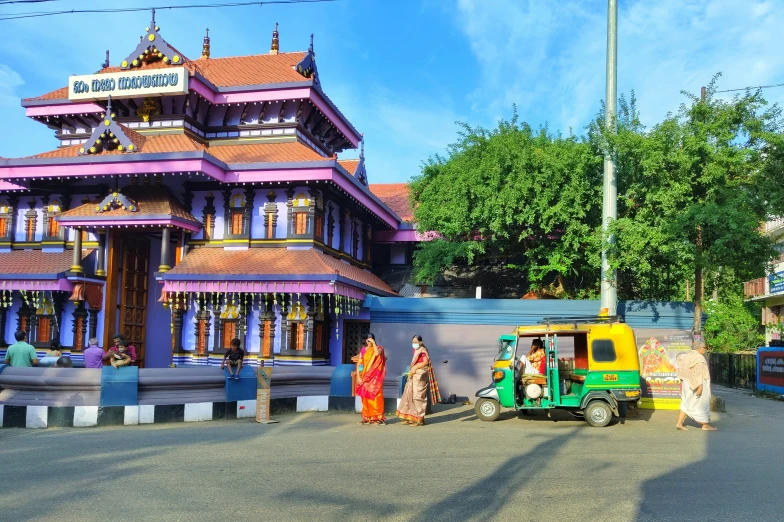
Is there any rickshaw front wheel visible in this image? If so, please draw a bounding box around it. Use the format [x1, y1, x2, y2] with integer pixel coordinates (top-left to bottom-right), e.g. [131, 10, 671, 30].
[475, 398, 501, 422]
[584, 400, 613, 428]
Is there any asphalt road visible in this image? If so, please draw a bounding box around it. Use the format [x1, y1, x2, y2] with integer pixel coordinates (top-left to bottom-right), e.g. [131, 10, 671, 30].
[1, 387, 782, 522]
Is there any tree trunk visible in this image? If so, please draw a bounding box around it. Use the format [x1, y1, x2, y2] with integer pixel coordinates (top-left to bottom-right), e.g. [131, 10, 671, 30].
[693, 226, 703, 335]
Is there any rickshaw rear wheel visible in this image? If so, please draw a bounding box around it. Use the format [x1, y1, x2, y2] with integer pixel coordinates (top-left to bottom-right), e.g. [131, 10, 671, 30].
[584, 400, 612, 428]
[475, 398, 501, 422]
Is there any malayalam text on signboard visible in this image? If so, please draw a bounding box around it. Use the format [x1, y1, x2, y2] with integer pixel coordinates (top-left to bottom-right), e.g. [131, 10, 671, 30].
[769, 271, 784, 295]
[68, 67, 189, 101]
[760, 351, 784, 387]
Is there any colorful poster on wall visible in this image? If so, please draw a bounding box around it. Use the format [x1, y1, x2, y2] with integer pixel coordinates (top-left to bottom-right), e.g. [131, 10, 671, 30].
[635, 329, 693, 410]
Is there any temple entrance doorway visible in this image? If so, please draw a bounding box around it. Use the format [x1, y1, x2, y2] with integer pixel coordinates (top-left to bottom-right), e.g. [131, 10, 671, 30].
[104, 232, 151, 367]
[342, 320, 370, 363]
[120, 236, 150, 366]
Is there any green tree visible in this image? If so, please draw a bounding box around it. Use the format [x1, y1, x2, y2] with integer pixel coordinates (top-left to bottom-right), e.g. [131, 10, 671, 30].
[599, 76, 784, 332]
[409, 111, 603, 296]
[703, 294, 763, 352]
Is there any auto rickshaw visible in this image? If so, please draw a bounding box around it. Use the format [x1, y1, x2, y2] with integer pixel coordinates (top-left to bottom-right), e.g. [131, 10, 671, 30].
[474, 316, 641, 427]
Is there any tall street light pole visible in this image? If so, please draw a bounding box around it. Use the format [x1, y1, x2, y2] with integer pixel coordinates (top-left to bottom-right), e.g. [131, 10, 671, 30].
[600, 0, 618, 315]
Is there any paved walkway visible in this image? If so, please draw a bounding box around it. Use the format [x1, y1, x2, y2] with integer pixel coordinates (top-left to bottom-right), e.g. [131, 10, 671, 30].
[1, 386, 782, 521]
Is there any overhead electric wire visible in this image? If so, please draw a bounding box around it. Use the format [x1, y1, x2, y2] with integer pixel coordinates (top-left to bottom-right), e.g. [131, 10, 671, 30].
[0, 0, 63, 5]
[716, 82, 784, 94]
[0, 0, 335, 21]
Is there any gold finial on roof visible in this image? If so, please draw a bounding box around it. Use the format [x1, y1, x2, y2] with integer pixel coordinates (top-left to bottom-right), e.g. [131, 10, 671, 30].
[270, 22, 279, 55]
[202, 28, 210, 58]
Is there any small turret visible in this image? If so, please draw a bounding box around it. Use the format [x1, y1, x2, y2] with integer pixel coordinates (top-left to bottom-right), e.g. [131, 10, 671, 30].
[202, 28, 210, 58]
[270, 23, 279, 55]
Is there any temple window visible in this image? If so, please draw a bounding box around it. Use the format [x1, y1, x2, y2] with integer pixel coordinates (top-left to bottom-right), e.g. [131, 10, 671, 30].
[195, 308, 211, 355]
[24, 200, 37, 242]
[295, 212, 308, 235]
[227, 193, 246, 237]
[231, 210, 245, 235]
[34, 299, 55, 346]
[0, 203, 9, 238]
[291, 193, 310, 237]
[46, 201, 61, 238]
[217, 304, 240, 350]
[222, 320, 237, 348]
[287, 303, 306, 351]
[25, 216, 35, 242]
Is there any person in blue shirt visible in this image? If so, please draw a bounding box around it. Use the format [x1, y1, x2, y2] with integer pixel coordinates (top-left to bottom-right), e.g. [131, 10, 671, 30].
[4, 330, 39, 367]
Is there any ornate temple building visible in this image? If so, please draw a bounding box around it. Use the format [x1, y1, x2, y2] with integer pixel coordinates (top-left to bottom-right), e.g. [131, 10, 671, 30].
[0, 14, 419, 368]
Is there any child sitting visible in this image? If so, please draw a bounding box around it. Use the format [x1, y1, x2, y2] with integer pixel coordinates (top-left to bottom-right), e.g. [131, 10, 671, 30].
[221, 338, 245, 380]
[110, 341, 133, 369]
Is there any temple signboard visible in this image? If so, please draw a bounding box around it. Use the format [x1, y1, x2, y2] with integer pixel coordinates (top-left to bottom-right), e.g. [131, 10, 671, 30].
[769, 271, 784, 295]
[68, 67, 188, 101]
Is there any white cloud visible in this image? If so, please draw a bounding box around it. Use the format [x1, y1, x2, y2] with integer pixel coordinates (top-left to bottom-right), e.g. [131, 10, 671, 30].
[0, 64, 24, 107]
[454, 0, 784, 132]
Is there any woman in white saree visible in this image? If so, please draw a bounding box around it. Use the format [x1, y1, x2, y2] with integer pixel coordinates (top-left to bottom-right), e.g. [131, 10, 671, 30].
[676, 340, 717, 431]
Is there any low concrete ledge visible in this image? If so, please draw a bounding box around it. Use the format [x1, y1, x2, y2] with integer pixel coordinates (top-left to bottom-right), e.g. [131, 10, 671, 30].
[0, 394, 401, 429]
[0, 365, 400, 429]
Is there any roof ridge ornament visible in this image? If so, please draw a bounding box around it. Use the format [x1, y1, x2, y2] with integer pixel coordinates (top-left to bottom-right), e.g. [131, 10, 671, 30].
[121, 10, 183, 69]
[355, 133, 368, 186]
[202, 28, 210, 58]
[95, 189, 139, 213]
[295, 33, 319, 86]
[270, 23, 279, 55]
[78, 96, 138, 156]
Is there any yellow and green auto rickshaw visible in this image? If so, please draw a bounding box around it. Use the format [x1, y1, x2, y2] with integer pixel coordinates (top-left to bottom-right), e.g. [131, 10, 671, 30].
[474, 316, 641, 427]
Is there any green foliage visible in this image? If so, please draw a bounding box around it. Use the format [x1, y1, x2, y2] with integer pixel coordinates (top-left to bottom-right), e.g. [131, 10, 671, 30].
[593, 75, 784, 327]
[409, 110, 603, 295]
[703, 294, 763, 352]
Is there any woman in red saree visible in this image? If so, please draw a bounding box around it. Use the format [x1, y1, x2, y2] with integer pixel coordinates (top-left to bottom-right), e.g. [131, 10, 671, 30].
[396, 335, 441, 427]
[355, 333, 387, 425]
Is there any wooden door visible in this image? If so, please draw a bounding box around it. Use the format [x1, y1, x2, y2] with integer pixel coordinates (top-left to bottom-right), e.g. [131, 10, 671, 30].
[120, 236, 150, 366]
[342, 320, 370, 364]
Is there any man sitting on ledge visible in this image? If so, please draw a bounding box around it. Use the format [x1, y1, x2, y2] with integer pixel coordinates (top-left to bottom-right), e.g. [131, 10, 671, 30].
[221, 338, 245, 381]
[108, 339, 133, 369]
[103, 334, 137, 368]
[5, 330, 39, 367]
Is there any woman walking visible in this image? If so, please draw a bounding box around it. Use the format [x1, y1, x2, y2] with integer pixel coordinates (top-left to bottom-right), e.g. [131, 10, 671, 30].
[396, 335, 441, 427]
[676, 340, 717, 431]
[355, 333, 387, 425]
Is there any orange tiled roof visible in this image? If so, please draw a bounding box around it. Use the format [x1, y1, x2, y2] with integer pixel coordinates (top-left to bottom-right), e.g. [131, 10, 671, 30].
[25, 52, 310, 102]
[0, 249, 92, 275]
[338, 159, 360, 176]
[25, 133, 204, 159]
[166, 248, 395, 295]
[58, 185, 199, 223]
[369, 183, 413, 222]
[209, 141, 326, 164]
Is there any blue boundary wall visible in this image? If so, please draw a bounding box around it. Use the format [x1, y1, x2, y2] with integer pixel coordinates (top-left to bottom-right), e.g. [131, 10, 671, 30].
[363, 297, 697, 329]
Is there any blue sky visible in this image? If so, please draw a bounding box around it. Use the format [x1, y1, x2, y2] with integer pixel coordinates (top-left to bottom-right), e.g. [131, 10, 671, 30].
[1, 0, 782, 183]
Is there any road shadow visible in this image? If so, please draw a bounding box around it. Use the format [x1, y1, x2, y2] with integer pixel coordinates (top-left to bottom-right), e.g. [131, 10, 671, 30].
[635, 391, 784, 521]
[410, 429, 578, 522]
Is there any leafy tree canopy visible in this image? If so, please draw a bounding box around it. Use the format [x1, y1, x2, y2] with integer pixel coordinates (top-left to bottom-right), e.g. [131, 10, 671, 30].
[593, 75, 784, 330]
[409, 110, 603, 297]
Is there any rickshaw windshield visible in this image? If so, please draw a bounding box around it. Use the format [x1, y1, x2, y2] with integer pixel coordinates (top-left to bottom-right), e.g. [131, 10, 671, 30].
[495, 339, 515, 361]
